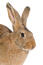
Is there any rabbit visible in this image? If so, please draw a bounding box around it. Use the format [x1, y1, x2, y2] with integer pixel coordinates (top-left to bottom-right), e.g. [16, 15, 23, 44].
[0, 2, 36, 65]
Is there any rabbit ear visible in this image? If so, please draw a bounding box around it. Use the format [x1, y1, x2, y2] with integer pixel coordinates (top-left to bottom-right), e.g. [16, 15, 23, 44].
[6, 3, 21, 32]
[21, 7, 30, 27]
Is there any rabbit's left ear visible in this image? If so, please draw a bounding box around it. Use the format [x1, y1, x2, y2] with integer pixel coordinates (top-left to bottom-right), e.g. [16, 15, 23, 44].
[6, 2, 21, 32]
[21, 7, 30, 27]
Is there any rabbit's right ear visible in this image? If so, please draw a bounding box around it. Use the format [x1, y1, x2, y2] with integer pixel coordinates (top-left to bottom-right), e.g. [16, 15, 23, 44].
[21, 7, 30, 27]
[6, 2, 21, 32]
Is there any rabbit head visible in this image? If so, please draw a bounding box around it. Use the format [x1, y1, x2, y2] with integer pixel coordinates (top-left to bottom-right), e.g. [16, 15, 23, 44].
[6, 3, 36, 51]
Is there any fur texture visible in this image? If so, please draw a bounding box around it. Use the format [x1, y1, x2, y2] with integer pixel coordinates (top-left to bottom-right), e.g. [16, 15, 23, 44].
[0, 2, 36, 65]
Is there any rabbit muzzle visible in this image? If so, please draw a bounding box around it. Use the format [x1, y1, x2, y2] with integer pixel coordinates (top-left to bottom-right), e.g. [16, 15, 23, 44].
[15, 38, 36, 52]
[23, 39, 36, 50]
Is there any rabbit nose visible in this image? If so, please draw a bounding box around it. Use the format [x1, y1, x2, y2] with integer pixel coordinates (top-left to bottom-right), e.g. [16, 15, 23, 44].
[32, 41, 36, 49]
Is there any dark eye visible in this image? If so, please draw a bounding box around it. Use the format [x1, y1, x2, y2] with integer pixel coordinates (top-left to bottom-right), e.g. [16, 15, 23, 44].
[21, 33, 24, 37]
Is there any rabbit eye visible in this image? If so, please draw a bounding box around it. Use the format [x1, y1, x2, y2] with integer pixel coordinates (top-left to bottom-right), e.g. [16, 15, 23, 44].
[21, 33, 24, 37]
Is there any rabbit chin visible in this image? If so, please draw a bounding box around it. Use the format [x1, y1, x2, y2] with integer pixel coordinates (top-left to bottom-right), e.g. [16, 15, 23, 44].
[21, 47, 31, 52]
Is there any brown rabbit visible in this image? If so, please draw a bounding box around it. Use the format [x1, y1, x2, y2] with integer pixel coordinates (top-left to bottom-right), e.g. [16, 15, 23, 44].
[0, 2, 36, 65]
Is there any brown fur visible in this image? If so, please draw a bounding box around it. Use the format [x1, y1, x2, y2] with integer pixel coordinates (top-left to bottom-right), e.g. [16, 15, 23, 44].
[0, 2, 36, 65]
[0, 24, 12, 37]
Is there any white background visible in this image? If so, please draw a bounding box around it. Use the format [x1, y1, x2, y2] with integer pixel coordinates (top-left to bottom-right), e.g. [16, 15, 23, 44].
[0, 0, 42, 65]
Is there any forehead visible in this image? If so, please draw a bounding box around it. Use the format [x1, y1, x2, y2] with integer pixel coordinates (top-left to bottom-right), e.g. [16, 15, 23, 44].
[19, 26, 31, 33]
